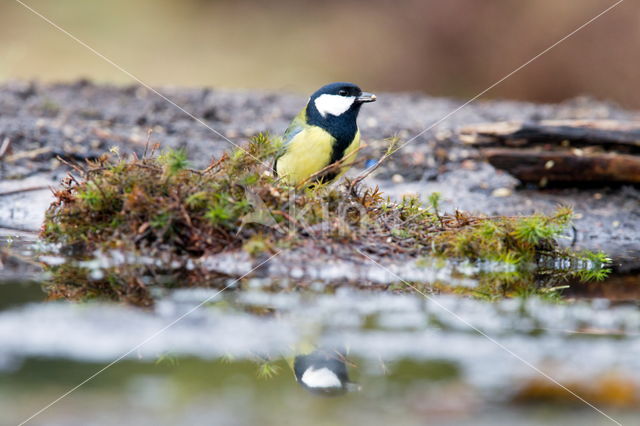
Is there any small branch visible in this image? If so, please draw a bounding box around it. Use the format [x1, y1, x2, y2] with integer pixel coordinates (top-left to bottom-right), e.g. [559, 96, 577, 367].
[56, 155, 86, 175]
[202, 153, 229, 174]
[296, 145, 365, 189]
[132, 163, 162, 172]
[150, 143, 160, 157]
[143, 128, 153, 158]
[0, 137, 11, 159]
[347, 137, 399, 194]
[0, 186, 51, 197]
[5, 146, 52, 162]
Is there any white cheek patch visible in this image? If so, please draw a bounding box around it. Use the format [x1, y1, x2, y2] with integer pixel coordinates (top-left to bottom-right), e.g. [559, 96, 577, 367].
[314, 94, 355, 118]
[301, 367, 342, 388]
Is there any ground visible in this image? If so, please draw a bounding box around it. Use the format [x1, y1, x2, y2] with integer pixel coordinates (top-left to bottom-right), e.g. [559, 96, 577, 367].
[0, 80, 638, 269]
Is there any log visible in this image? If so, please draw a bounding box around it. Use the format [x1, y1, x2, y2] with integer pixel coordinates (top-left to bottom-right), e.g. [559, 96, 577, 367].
[460, 120, 640, 152]
[483, 148, 640, 185]
[460, 120, 640, 185]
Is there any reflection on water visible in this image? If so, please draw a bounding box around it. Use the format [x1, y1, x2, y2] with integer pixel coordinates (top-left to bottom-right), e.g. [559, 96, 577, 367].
[1, 236, 639, 424]
[294, 348, 360, 396]
[4, 356, 635, 426]
[34, 244, 612, 307]
[2, 284, 640, 399]
[0, 279, 45, 310]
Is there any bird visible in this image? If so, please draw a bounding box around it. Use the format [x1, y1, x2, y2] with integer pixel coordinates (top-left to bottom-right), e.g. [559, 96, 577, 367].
[274, 82, 376, 185]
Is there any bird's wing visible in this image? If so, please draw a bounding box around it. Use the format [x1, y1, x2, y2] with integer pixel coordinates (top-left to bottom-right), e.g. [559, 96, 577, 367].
[274, 125, 335, 184]
[276, 108, 306, 159]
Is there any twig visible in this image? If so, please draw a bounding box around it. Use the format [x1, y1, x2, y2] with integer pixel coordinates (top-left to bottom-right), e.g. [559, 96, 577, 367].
[133, 163, 162, 172]
[202, 153, 229, 174]
[150, 143, 160, 157]
[0, 186, 51, 197]
[5, 146, 52, 162]
[56, 155, 86, 175]
[347, 137, 399, 194]
[62, 173, 80, 187]
[296, 145, 365, 189]
[0, 138, 11, 159]
[143, 128, 153, 158]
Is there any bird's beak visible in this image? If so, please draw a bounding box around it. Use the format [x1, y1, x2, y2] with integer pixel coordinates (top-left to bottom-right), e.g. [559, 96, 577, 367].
[356, 92, 377, 103]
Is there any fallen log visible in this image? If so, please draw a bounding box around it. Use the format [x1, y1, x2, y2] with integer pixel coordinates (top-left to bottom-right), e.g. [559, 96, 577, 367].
[483, 148, 640, 186]
[460, 120, 640, 152]
[460, 120, 640, 185]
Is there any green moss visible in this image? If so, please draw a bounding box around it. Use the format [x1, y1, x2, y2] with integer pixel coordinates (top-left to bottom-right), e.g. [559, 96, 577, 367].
[242, 234, 270, 256]
[256, 360, 282, 380]
[158, 148, 190, 175]
[40, 133, 610, 304]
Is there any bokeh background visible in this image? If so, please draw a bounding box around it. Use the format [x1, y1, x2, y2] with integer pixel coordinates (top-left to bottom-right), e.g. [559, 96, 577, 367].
[1, 0, 638, 107]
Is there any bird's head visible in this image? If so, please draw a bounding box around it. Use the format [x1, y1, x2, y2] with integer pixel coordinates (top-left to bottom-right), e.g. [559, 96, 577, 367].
[307, 82, 376, 121]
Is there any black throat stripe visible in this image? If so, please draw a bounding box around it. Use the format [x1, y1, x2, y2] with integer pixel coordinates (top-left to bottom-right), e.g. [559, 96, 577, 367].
[306, 102, 361, 166]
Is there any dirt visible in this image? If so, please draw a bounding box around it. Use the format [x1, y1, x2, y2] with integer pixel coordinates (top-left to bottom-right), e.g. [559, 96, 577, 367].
[0, 80, 638, 269]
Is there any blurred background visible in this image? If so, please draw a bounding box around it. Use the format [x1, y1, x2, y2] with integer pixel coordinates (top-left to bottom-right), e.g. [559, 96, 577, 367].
[1, 0, 638, 107]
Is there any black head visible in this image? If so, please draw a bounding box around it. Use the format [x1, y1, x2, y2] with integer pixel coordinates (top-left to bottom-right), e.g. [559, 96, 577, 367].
[311, 82, 371, 100]
[305, 82, 376, 143]
[308, 82, 376, 118]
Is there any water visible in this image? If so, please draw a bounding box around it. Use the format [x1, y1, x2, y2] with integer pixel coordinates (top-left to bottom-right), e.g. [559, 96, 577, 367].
[1, 233, 639, 425]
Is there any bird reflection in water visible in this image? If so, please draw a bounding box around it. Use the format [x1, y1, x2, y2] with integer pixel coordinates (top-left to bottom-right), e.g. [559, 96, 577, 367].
[293, 348, 361, 396]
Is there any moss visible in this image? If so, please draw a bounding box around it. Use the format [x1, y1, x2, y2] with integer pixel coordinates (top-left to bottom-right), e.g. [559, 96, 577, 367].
[40, 134, 610, 304]
[242, 234, 271, 256]
[256, 360, 283, 380]
[158, 148, 190, 175]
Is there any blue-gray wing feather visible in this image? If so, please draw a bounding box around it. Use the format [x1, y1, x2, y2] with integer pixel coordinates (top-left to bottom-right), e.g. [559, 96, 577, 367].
[282, 121, 305, 147]
[282, 110, 307, 148]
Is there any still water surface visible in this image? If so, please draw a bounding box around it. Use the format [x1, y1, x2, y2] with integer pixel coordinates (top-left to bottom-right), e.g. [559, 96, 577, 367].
[1, 234, 638, 425]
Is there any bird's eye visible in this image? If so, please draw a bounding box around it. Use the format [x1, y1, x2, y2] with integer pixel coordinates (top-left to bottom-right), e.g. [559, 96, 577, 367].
[338, 90, 348, 96]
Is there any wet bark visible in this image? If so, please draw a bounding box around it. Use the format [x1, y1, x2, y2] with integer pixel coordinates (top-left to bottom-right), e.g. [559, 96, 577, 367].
[461, 120, 640, 185]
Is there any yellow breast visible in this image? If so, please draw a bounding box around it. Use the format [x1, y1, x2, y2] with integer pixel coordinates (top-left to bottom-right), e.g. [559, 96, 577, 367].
[276, 127, 361, 185]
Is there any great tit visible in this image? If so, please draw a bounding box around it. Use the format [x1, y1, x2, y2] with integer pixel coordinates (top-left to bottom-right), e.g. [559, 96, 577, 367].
[274, 82, 376, 185]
